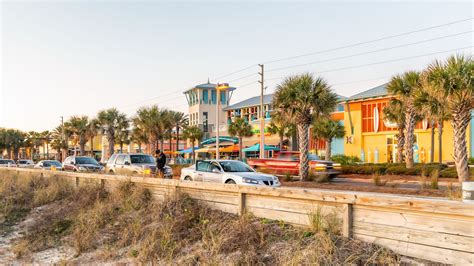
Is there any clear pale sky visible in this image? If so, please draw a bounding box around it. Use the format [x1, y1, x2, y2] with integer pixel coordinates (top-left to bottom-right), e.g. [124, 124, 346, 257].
[1, 1, 472, 131]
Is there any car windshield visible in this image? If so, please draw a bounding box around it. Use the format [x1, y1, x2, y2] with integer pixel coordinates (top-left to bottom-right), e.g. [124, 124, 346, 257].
[308, 154, 321, 160]
[76, 157, 98, 165]
[130, 155, 155, 164]
[219, 161, 254, 172]
[19, 160, 28, 164]
[44, 161, 62, 167]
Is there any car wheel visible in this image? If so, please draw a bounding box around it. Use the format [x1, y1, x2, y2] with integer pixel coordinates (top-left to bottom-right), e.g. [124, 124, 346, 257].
[225, 179, 236, 184]
[184, 176, 192, 181]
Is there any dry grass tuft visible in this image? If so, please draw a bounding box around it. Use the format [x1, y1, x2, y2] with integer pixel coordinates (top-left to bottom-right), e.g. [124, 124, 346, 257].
[372, 173, 387, 186]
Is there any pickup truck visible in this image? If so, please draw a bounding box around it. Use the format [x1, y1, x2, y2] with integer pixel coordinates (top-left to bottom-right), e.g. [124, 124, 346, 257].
[247, 151, 341, 177]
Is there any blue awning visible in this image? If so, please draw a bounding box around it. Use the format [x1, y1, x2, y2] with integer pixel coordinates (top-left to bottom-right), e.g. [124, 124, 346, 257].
[201, 136, 238, 145]
[242, 143, 280, 152]
[177, 147, 199, 154]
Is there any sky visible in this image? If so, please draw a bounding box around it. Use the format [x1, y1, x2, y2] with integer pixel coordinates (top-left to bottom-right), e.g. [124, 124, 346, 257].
[1, 1, 472, 131]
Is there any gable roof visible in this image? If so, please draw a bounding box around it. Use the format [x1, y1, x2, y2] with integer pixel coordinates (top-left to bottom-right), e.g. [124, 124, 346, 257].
[347, 83, 388, 101]
[223, 94, 274, 111]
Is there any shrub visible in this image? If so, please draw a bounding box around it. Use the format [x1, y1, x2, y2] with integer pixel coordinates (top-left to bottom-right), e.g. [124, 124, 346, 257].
[469, 158, 474, 165]
[330, 155, 360, 165]
[341, 165, 387, 175]
[430, 169, 439, 190]
[372, 174, 387, 186]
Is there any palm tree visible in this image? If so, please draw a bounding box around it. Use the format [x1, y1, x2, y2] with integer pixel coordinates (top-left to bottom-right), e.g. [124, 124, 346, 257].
[383, 99, 406, 163]
[311, 119, 345, 160]
[50, 125, 70, 161]
[115, 114, 130, 153]
[386, 71, 422, 169]
[97, 108, 127, 158]
[26, 131, 43, 160]
[183, 126, 203, 163]
[67, 116, 89, 155]
[425, 54, 473, 182]
[133, 105, 167, 153]
[228, 118, 254, 160]
[130, 126, 148, 153]
[4, 129, 25, 159]
[41, 131, 51, 159]
[267, 111, 293, 150]
[273, 73, 338, 181]
[86, 118, 100, 156]
[414, 86, 448, 164]
[170, 111, 188, 153]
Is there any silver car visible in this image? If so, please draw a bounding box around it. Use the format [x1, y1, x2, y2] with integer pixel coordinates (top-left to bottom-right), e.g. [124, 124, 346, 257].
[34, 160, 64, 171]
[180, 160, 280, 187]
[17, 159, 35, 168]
[106, 153, 173, 178]
[0, 159, 17, 167]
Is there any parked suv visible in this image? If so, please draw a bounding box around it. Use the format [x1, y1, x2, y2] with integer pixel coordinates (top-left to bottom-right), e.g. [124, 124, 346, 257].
[106, 153, 173, 178]
[17, 159, 35, 168]
[0, 159, 17, 167]
[63, 156, 103, 172]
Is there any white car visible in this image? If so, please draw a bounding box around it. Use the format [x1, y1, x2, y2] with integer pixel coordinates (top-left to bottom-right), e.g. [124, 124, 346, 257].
[17, 159, 35, 168]
[0, 159, 17, 167]
[180, 160, 280, 187]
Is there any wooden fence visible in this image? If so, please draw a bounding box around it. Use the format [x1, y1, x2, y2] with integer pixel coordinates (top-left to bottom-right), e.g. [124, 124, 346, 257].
[1, 168, 473, 264]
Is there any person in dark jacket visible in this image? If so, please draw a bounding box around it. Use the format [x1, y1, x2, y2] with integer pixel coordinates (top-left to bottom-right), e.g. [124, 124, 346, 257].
[155, 149, 167, 178]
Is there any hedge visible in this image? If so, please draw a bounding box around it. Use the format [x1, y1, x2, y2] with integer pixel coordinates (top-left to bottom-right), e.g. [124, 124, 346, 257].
[342, 163, 447, 177]
[330, 155, 361, 165]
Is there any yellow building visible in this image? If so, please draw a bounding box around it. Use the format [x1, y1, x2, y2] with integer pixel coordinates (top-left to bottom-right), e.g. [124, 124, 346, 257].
[343, 84, 473, 163]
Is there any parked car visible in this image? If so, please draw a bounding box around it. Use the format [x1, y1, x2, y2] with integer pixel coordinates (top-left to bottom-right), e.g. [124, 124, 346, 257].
[0, 159, 17, 167]
[106, 153, 173, 178]
[34, 160, 64, 171]
[63, 156, 103, 172]
[17, 159, 35, 168]
[247, 151, 341, 178]
[181, 160, 280, 187]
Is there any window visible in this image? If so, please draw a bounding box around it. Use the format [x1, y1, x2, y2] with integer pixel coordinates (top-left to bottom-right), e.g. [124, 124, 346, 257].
[116, 155, 125, 165]
[203, 90, 208, 103]
[362, 101, 396, 132]
[197, 161, 211, 171]
[210, 162, 221, 172]
[107, 154, 117, 164]
[130, 155, 155, 164]
[211, 90, 216, 104]
[220, 91, 226, 104]
[203, 112, 208, 132]
[336, 104, 344, 112]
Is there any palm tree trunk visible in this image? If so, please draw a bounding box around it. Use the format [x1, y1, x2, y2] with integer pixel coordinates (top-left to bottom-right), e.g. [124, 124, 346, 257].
[168, 136, 172, 154]
[452, 111, 470, 182]
[176, 127, 180, 152]
[191, 141, 195, 163]
[238, 137, 243, 161]
[396, 128, 405, 163]
[279, 133, 284, 151]
[108, 133, 115, 159]
[430, 120, 435, 163]
[90, 137, 94, 155]
[404, 108, 416, 168]
[438, 119, 443, 164]
[297, 123, 309, 181]
[119, 142, 123, 153]
[325, 140, 331, 160]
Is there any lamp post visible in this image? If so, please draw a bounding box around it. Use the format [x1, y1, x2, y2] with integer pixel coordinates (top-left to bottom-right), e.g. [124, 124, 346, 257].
[215, 83, 229, 159]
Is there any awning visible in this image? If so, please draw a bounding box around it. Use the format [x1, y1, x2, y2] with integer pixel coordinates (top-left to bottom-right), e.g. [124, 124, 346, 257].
[195, 147, 216, 153]
[219, 144, 240, 153]
[201, 136, 238, 145]
[242, 143, 280, 152]
[177, 147, 198, 154]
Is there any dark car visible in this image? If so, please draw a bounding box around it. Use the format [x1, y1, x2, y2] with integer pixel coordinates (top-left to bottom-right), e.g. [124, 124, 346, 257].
[105, 153, 173, 178]
[63, 156, 103, 172]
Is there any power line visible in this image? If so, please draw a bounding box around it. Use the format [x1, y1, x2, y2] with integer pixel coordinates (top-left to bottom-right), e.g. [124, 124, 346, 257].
[265, 46, 473, 81]
[212, 64, 257, 81]
[266, 31, 473, 73]
[262, 17, 473, 64]
[331, 76, 390, 86]
[227, 72, 258, 83]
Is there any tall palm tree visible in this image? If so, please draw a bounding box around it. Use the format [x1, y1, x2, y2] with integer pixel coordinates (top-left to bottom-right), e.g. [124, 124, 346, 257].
[383, 99, 406, 163]
[86, 118, 100, 156]
[311, 119, 345, 160]
[268, 111, 293, 150]
[97, 108, 127, 158]
[425, 54, 473, 182]
[386, 71, 422, 169]
[133, 105, 166, 153]
[414, 86, 449, 164]
[273, 73, 337, 181]
[170, 111, 188, 153]
[67, 116, 89, 156]
[228, 118, 254, 160]
[4, 129, 25, 159]
[26, 131, 43, 160]
[115, 114, 130, 153]
[183, 126, 203, 163]
[130, 126, 148, 153]
[50, 124, 70, 161]
[41, 130, 51, 159]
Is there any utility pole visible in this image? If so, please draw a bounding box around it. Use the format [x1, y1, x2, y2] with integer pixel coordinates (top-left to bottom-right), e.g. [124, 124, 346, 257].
[258, 64, 265, 159]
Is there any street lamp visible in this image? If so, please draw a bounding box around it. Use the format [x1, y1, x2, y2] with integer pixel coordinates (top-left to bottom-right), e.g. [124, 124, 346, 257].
[215, 83, 229, 159]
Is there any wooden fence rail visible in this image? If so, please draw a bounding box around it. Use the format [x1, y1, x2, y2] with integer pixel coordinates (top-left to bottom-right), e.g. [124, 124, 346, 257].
[1, 168, 473, 264]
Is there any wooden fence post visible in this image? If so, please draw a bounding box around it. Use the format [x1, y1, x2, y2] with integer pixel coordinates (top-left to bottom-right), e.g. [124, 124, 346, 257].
[342, 203, 353, 238]
[238, 192, 246, 215]
[75, 176, 80, 187]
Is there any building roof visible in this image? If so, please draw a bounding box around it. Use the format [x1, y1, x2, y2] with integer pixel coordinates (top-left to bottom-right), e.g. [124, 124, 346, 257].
[223, 94, 274, 111]
[347, 83, 388, 101]
[224, 93, 347, 111]
[183, 80, 236, 94]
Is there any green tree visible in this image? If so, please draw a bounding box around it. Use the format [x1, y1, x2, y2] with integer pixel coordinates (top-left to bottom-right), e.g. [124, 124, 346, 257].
[183, 126, 203, 163]
[383, 99, 406, 163]
[268, 111, 293, 150]
[133, 105, 168, 153]
[273, 73, 337, 180]
[228, 118, 254, 160]
[387, 71, 422, 169]
[86, 118, 100, 156]
[97, 108, 127, 158]
[115, 114, 130, 153]
[67, 116, 89, 155]
[170, 111, 188, 152]
[41, 130, 51, 159]
[26, 131, 43, 160]
[4, 129, 26, 159]
[425, 54, 473, 182]
[51, 125, 69, 161]
[311, 119, 345, 160]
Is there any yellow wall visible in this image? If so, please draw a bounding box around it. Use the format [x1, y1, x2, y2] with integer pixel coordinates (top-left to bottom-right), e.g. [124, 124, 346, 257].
[343, 99, 472, 163]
